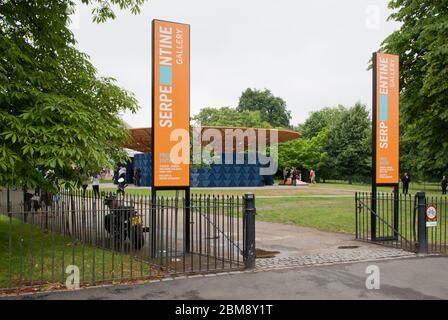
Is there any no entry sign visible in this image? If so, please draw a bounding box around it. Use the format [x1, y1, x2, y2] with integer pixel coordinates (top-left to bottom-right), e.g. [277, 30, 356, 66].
[426, 205, 437, 227]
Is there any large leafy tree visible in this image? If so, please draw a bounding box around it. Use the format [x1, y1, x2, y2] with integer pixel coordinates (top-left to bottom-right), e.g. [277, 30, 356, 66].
[278, 129, 330, 180]
[298, 106, 345, 139]
[192, 106, 272, 128]
[0, 0, 146, 188]
[237, 88, 291, 128]
[381, 0, 448, 179]
[324, 103, 371, 184]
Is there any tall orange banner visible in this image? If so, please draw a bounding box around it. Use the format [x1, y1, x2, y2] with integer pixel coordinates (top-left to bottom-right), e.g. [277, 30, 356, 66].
[152, 20, 190, 187]
[374, 52, 399, 185]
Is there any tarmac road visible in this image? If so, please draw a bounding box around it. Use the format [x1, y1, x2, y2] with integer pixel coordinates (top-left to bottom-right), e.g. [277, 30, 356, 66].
[3, 256, 448, 300]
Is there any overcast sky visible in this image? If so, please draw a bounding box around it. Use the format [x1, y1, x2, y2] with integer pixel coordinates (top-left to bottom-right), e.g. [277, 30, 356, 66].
[70, 0, 400, 128]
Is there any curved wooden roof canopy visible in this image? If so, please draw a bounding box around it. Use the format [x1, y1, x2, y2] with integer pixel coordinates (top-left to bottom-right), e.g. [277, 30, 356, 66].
[124, 126, 301, 153]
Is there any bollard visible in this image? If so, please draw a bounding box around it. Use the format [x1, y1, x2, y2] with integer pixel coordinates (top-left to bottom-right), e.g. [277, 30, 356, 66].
[244, 193, 256, 269]
[416, 192, 428, 254]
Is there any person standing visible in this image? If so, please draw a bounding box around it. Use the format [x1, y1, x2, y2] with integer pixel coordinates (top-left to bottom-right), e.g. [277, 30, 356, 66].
[134, 167, 142, 187]
[292, 168, 297, 186]
[309, 168, 316, 184]
[92, 173, 101, 197]
[441, 176, 447, 195]
[81, 173, 89, 197]
[401, 172, 410, 194]
[118, 166, 127, 181]
[282, 167, 288, 185]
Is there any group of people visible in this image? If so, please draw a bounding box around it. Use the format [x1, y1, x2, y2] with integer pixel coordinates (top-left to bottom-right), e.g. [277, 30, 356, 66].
[401, 172, 448, 195]
[117, 166, 143, 187]
[282, 167, 301, 186]
[282, 167, 316, 185]
[80, 166, 142, 197]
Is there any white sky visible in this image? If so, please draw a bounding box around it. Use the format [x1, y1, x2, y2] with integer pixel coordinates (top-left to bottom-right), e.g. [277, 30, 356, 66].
[70, 0, 400, 128]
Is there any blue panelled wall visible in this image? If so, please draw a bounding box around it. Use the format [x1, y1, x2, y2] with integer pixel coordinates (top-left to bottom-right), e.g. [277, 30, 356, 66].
[129, 153, 274, 187]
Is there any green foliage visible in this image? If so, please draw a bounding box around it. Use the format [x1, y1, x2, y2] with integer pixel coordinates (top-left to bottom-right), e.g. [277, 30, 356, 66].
[237, 88, 291, 128]
[278, 129, 329, 173]
[324, 103, 371, 183]
[79, 0, 146, 23]
[298, 106, 345, 139]
[192, 106, 272, 128]
[381, 0, 448, 179]
[0, 0, 145, 188]
[279, 103, 371, 183]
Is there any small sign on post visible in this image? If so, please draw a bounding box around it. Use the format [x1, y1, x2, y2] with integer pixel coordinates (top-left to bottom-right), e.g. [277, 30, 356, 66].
[426, 205, 437, 227]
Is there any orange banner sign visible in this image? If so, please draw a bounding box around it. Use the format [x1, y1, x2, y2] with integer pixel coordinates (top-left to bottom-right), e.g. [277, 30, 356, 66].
[152, 20, 190, 187]
[374, 52, 399, 185]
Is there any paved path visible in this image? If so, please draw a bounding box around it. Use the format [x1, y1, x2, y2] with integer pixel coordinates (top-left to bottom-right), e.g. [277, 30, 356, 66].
[4, 256, 447, 300]
[255, 220, 380, 257]
[255, 248, 414, 271]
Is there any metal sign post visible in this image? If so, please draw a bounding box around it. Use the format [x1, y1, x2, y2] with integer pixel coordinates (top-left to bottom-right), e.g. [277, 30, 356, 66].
[151, 19, 191, 256]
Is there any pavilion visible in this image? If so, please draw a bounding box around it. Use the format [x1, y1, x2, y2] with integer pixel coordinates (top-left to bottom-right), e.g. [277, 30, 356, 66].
[121, 126, 300, 187]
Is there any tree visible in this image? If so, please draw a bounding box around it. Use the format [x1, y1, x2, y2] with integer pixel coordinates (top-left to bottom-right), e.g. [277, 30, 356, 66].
[278, 129, 330, 180]
[192, 107, 272, 128]
[79, 0, 146, 23]
[298, 106, 345, 139]
[324, 103, 371, 183]
[381, 0, 448, 179]
[237, 88, 291, 128]
[0, 0, 146, 188]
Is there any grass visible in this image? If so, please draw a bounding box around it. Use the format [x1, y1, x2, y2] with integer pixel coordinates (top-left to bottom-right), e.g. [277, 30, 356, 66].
[0, 215, 159, 290]
[99, 181, 447, 236]
[100, 181, 446, 197]
[256, 197, 356, 233]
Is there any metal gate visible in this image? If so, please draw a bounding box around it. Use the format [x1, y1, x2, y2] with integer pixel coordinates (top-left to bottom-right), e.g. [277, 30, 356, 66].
[356, 192, 448, 255]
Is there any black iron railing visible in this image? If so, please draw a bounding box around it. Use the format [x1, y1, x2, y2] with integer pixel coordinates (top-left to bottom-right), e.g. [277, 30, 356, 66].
[0, 188, 255, 291]
[355, 192, 447, 255]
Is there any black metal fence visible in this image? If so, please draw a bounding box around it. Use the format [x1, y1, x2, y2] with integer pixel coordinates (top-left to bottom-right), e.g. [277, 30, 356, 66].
[356, 192, 448, 255]
[0, 188, 254, 291]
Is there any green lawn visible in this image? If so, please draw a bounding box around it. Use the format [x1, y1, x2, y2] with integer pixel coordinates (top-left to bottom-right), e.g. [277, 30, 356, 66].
[100, 185, 357, 233]
[100, 181, 446, 197]
[98, 181, 448, 235]
[0, 215, 160, 290]
[92, 181, 448, 242]
[256, 197, 356, 233]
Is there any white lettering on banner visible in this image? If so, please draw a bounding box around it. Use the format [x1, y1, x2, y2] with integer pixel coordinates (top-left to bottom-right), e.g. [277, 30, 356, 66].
[159, 26, 173, 128]
[379, 57, 388, 95]
[159, 26, 173, 66]
[176, 28, 184, 64]
[379, 56, 389, 150]
[379, 122, 388, 149]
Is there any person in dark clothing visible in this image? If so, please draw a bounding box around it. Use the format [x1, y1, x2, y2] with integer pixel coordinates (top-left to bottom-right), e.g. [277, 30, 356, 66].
[134, 167, 142, 187]
[282, 168, 288, 185]
[401, 173, 410, 194]
[441, 176, 447, 195]
[292, 168, 297, 186]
